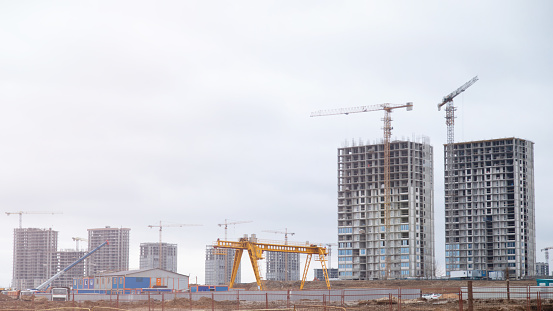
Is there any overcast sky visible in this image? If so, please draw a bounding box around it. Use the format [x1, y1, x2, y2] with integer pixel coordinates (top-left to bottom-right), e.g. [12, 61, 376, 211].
[1, 1, 552, 287]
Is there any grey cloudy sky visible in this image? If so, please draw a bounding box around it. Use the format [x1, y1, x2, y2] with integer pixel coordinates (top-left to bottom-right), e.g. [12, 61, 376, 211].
[1, 1, 552, 286]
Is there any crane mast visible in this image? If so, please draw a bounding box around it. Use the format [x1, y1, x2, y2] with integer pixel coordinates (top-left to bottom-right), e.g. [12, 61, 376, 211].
[312, 102, 413, 279]
[438, 77, 479, 250]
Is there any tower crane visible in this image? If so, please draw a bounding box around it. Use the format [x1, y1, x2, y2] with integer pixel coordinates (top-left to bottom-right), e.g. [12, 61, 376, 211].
[262, 228, 295, 281]
[148, 221, 202, 269]
[438, 76, 478, 250]
[72, 237, 88, 251]
[542, 247, 553, 275]
[218, 219, 253, 240]
[311, 102, 413, 279]
[6, 211, 62, 228]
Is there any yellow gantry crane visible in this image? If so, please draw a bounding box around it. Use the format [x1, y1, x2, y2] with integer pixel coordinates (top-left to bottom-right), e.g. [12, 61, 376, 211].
[216, 219, 252, 282]
[311, 102, 413, 279]
[214, 235, 330, 290]
[6, 211, 62, 228]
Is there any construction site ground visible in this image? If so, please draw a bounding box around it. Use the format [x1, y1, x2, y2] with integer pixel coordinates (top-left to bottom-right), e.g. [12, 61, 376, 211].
[0, 279, 550, 311]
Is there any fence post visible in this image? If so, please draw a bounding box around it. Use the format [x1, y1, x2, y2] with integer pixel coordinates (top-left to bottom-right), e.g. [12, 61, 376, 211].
[237, 290, 240, 310]
[162, 292, 165, 311]
[527, 286, 531, 311]
[459, 288, 463, 311]
[287, 289, 290, 309]
[507, 279, 511, 301]
[148, 292, 151, 311]
[341, 289, 345, 307]
[212, 292, 215, 311]
[190, 290, 192, 311]
[537, 292, 542, 311]
[398, 288, 402, 311]
[389, 293, 392, 311]
[266, 292, 269, 309]
[117, 292, 120, 309]
[468, 280, 473, 311]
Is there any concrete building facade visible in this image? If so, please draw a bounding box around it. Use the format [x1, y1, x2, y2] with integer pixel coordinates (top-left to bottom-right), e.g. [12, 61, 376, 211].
[444, 138, 535, 279]
[87, 227, 130, 276]
[205, 246, 241, 285]
[51, 250, 86, 288]
[337, 138, 434, 280]
[12, 228, 58, 290]
[139, 242, 178, 272]
[265, 252, 300, 281]
[536, 262, 549, 277]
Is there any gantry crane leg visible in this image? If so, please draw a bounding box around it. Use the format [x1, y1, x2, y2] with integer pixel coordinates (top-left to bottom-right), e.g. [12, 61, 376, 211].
[228, 249, 243, 289]
[246, 243, 264, 290]
[300, 254, 313, 290]
[318, 251, 331, 290]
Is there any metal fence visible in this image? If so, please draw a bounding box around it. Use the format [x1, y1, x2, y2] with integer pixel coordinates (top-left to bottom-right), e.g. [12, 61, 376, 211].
[15, 285, 553, 311]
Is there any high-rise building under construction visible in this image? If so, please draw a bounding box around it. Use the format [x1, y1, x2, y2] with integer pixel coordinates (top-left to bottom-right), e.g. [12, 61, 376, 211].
[266, 252, 300, 281]
[140, 242, 178, 272]
[12, 228, 58, 290]
[444, 137, 535, 279]
[337, 138, 434, 280]
[205, 246, 241, 285]
[87, 226, 130, 275]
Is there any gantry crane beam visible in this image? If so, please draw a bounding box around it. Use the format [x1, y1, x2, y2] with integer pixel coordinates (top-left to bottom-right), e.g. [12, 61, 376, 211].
[215, 236, 329, 290]
[311, 102, 413, 280]
[6, 211, 62, 228]
[148, 221, 201, 269]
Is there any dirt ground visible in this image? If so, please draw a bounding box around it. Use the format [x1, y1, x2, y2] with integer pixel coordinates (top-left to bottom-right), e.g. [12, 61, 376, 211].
[0, 279, 544, 311]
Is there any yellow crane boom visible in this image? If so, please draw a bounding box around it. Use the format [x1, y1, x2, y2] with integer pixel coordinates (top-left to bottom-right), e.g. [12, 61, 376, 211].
[214, 235, 330, 290]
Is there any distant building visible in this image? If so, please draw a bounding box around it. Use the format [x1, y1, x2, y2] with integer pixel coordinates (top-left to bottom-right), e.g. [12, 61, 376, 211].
[140, 243, 178, 272]
[536, 262, 549, 277]
[205, 246, 241, 285]
[12, 228, 58, 290]
[87, 226, 130, 275]
[51, 250, 86, 288]
[444, 138, 535, 279]
[266, 252, 300, 281]
[314, 268, 339, 280]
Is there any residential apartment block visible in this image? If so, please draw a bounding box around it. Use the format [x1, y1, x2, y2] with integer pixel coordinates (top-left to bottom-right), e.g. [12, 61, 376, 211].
[337, 138, 434, 280]
[140, 242, 178, 272]
[205, 246, 241, 285]
[266, 252, 300, 281]
[444, 138, 535, 279]
[87, 227, 130, 276]
[12, 228, 58, 290]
